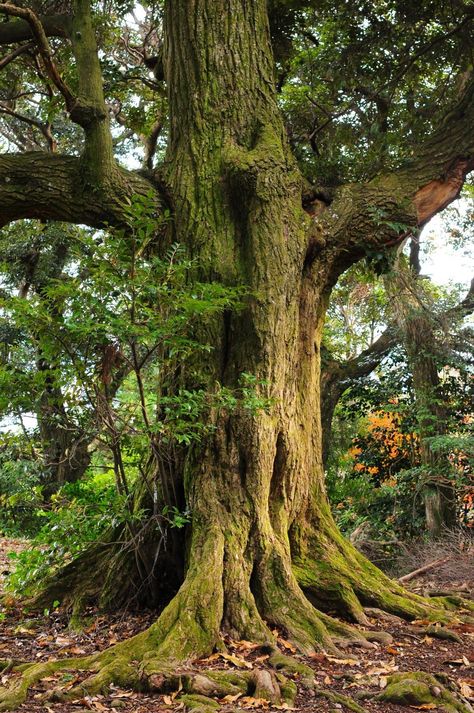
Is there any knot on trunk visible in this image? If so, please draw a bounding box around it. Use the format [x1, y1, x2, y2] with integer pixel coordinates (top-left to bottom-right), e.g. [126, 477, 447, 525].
[69, 99, 107, 128]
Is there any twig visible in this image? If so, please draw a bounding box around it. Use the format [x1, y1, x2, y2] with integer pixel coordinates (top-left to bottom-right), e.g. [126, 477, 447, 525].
[398, 556, 451, 584]
[0, 3, 74, 110]
[0, 41, 34, 71]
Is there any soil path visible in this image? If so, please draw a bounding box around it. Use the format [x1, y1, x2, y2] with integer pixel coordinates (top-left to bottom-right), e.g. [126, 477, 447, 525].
[0, 538, 472, 713]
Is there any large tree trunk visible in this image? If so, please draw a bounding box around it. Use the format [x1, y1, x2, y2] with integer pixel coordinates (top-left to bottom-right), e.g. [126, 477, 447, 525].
[109, 0, 447, 661]
[33, 0, 458, 649]
[159, 0, 334, 652]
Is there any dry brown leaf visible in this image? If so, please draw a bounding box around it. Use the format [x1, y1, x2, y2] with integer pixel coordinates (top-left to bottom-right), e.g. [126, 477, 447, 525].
[409, 705, 437, 710]
[198, 653, 220, 664]
[91, 702, 108, 712]
[163, 694, 173, 705]
[220, 652, 253, 669]
[323, 675, 332, 685]
[220, 693, 243, 703]
[460, 681, 474, 699]
[240, 696, 270, 708]
[278, 637, 297, 653]
[366, 662, 398, 676]
[385, 646, 399, 655]
[233, 640, 261, 652]
[77, 697, 94, 708]
[54, 636, 73, 646]
[37, 637, 54, 647]
[411, 619, 431, 626]
[326, 656, 360, 666]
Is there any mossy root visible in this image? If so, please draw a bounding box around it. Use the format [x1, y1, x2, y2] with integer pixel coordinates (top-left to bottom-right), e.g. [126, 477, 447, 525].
[376, 672, 474, 713]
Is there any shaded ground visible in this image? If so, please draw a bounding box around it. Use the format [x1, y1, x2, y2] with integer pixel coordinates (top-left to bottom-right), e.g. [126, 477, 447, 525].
[0, 538, 473, 713]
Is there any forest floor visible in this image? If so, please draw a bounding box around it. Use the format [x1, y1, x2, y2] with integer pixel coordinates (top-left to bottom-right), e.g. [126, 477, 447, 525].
[0, 537, 473, 713]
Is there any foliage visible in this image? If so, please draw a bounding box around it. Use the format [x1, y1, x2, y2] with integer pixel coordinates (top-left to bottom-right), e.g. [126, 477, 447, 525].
[327, 405, 426, 538]
[323, 263, 389, 361]
[6, 468, 127, 595]
[1, 196, 273, 593]
[278, 1, 473, 185]
[328, 341, 474, 538]
[0, 435, 43, 536]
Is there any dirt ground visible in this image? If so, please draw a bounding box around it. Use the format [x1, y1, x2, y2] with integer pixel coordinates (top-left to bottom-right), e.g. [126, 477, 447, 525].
[0, 537, 473, 713]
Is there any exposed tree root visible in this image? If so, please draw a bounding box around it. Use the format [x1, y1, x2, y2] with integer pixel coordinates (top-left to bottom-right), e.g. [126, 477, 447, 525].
[4, 502, 471, 711]
[2, 548, 471, 712]
[253, 545, 370, 655]
[314, 689, 369, 713]
[0, 530, 369, 710]
[375, 672, 474, 713]
[291, 505, 474, 625]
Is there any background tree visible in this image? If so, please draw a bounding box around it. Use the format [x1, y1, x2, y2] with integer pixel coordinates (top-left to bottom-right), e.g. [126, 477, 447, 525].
[385, 243, 474, 535]
[325, 256, 474, 542]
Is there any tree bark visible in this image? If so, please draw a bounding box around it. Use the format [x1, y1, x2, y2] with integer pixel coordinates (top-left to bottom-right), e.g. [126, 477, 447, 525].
[0, 153, 158, 229]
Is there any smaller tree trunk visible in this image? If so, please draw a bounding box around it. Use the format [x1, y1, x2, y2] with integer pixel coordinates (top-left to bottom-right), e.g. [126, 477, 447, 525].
[37, 373, 91, 494]
[385, 255, 457, 537]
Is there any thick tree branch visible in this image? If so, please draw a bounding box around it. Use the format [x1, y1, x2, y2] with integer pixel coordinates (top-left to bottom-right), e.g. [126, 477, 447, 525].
[306, 73, 474, 293]
[0, 152, 159, 229]
[68, 0, 114, 179]
[0, 13, 71, 45]
[329, 326, 398, 386]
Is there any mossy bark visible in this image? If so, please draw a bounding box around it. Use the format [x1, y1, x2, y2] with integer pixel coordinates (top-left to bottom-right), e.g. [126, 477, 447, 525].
[377, 671, 474, 712]
[31, 0, 462, 649]
[157, 0, 369, 654]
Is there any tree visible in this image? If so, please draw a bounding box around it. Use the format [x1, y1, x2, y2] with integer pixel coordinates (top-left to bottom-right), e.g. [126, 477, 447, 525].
[320, 246, 474, 524]
[385, 247, 474, 535]
[0, 222, 95, 492]
[0, 0, 474, 708]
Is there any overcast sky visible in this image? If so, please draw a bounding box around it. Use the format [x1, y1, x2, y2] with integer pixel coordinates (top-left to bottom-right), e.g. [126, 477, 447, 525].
[422, 212, 473, 289]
